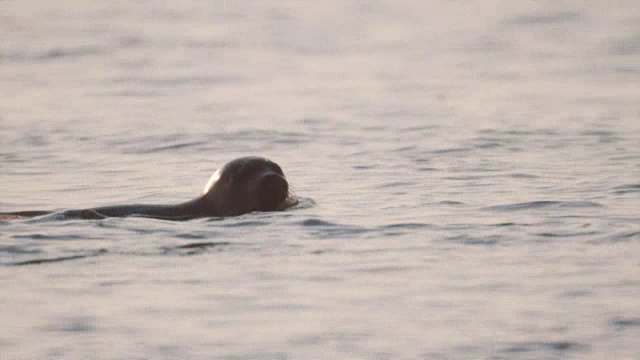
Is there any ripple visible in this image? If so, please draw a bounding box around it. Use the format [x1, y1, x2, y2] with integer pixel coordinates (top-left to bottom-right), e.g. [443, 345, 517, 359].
[379, 222, 432, 230]
[504, 11, 582, 26]
[109, 75, 240, 87]
[113, 134, 210, 154]
[349, 265, 414, 274]
[431, 147, 471, 154]
[561, 289, 592, 298]
[173, 241, 230, 249]
[502, 341, 588, 354]
[491, 222, 528, 227]
[145, 140, 210, 154]
[0, 152, 23, 163]
[0, 45, 103, 62]
[473, 141, 503, 150]
[220, 220, 270, 228]
[222, 129, 311, 145]
[352, 164, 376, 170]
[535, 231, 600, 238]
[298, 218, 337, 227]
[0, 245, 43, 255]
[7, 249, 107, 266]
[162, 241, 231, 255]
[509, 172, 540, 179]
[613, 66, 640, 75]
[297, 218, 369, 238]
[174, 232, 212, 239]
[375, 181, 417, 189]
[608, 231, 640, 242]
[12, 233, 89, 241]
[437, 200, 465, 206]
[611, 183, 640, 194]
[608, 33, 640, 56]
[444, 234, 499, 246]
[41, 316, 96, 333]
[484, 200, 603, 212]
[611, 317, 640, 331]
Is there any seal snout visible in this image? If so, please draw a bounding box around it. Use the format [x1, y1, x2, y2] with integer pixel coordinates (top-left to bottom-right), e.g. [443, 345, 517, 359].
[257, 172, 289, 211]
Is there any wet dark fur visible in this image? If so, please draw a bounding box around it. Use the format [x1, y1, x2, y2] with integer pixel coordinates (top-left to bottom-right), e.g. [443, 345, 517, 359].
[0, 156, 297, 221]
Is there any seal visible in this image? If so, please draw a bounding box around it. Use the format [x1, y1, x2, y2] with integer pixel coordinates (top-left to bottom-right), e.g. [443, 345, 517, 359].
[0, 156, 297, 220]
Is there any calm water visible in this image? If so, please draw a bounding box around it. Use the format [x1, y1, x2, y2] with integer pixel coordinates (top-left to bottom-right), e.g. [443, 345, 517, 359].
[1, 1, 639, 359]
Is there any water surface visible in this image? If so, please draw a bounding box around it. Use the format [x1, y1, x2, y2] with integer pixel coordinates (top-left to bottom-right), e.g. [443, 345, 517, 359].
[1, 1, 639, 359]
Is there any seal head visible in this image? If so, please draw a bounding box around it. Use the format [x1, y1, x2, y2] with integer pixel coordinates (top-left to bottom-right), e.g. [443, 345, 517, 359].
[200, 156, 292, 216]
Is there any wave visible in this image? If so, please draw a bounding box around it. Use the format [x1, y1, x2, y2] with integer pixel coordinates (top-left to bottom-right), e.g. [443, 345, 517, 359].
[484, 200, 603, 211]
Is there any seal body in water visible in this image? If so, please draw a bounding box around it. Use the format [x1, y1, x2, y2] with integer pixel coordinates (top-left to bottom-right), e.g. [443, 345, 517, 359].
[0, 156, 297, 220]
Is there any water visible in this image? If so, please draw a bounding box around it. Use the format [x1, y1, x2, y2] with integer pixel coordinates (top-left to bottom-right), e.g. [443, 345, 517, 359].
[1, 1, 639, 359]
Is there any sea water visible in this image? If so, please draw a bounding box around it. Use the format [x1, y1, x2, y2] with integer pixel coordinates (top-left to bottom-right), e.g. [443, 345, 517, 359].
[1, 1, 639, 359]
